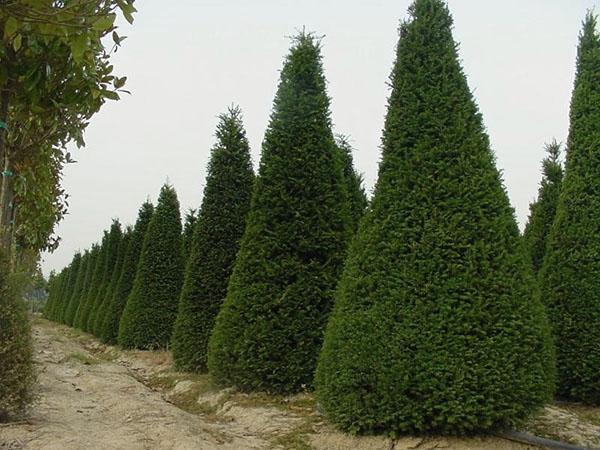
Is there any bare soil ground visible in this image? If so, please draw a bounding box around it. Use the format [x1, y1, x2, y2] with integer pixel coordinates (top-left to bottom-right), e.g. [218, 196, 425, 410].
[1, 318, 598, 450]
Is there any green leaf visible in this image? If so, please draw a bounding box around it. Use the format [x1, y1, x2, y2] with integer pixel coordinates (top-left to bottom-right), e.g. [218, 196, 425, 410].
[70, 35, 87, 63]
[93, 14, 116, 32]
[4, 17, 19, 39]
[13, 34, 22, 52]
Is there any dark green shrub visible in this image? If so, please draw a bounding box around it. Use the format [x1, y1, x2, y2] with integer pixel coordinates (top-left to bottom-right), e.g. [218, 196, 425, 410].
[94, 227, 130, 338]
[182, 208, 197, 263]
[522, 141, 563, 275]
[76, 231, 108, 331]
[100, 202, 154, 345]
[540, 13, 600, 404]
[336, 135, 368, 233]
[208, 34, 351, 394]
[315, 0, 554, 434]
[89, 220, 122, 336]
[0, 250, 35, 422]
[63, 251, 90, 326]
[118, 185, 184, 349]
[58, 253, 81, 323]
[73, 245, 100, 329]
[171, 106, 254, 372]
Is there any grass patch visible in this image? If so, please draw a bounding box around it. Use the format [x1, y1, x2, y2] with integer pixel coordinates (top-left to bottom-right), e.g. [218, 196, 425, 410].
[67, 352, 100, 365]
[562, 404, 600, 427]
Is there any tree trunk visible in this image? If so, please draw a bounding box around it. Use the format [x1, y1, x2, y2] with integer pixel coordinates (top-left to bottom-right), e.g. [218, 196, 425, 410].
[0, 87, 14, 254]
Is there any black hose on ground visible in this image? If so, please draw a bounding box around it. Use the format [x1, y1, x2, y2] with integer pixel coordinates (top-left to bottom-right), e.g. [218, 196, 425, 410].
[497, 430, 594, 450]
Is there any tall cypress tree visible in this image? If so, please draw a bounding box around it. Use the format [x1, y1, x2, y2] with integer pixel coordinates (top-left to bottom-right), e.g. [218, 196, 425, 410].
[89, 220, 122, 335]
[182, 208, 197, 263]
[78, 231, 108, 331]
[101, 202, 154, 344]
[58, 253, 82, 323]
[208, 34, 351, 394]
[118, 185, 184, 349]
[336, 135, 368, 233]
[95, 227, 130, 338]
[523, 141, 563, 274]
[540, 13, 600, 404]
[63, 250, 89, 326]
[172, 107, 254, 373]
[315, 0, 553, 434]
[73, 244, 100, 330]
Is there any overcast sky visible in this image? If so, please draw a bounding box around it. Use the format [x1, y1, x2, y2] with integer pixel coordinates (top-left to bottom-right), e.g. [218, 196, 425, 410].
[41, 0, 600, 276]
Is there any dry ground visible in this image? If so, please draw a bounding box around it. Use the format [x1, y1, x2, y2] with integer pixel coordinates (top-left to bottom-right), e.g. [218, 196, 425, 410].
[1, 318, 598, 450]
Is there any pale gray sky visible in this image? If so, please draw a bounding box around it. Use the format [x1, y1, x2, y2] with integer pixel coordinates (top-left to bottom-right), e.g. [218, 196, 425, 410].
[41, 0, 600, 276]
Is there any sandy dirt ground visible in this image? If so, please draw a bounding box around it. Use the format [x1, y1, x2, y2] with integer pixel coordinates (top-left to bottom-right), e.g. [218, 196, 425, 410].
[0, 319, 597, 450]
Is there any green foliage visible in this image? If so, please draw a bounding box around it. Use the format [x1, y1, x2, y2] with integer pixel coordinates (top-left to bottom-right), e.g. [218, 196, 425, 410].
[540, 13, 600, 404]
[101, 202, 153, 344]
[315, 0, 554, 434]
[0, 1, 137, 253]
[56, 253, 81, 323]
[336, 135, 368, 233]
[88, 220, 122, 335]
[73, 244, 100, 329]
[182, 208, 198, 263]
[208, 34, 351, 394]
[118, 185, 184, 349]
[63, 250, 90, 326]
[76, 231, 109, 331]
[522, 141, 563, 274]
[92, 223, 126, 336]
[171, 107, 254, 373]
[0, 250, 35, 422]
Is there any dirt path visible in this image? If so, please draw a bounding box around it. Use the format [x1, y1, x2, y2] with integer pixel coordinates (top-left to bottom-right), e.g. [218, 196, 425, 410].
[0, 320, 266, 450]
[2, 319, 599, 450]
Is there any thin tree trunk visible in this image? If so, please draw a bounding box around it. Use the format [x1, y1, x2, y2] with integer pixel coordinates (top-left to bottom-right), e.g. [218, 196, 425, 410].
[0, 87, 14, 254]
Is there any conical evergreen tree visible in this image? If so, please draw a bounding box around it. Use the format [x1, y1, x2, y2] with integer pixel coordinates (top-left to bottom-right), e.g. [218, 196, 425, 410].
[58, 253, 82, 323]
[336, 135, 368, 233]
[172, 107, 254, 373]
[0, 250, 35, 422]
[63, 251, 89, 326]
[182, 208, 198, 263]
[49, 267, 69, 321]
[101, 202, 154, 344]
[89, 221, 122, 336]
[95, 227, 130, 338]
[540, 13, 600, 404]
[315, 0, 554, 434]
[207, 34, 351, 394]
[77, 232, 108, 331]
[523, 141, 563, 275]
[118, 185, 184, 349]
[73, 245, 100, 329]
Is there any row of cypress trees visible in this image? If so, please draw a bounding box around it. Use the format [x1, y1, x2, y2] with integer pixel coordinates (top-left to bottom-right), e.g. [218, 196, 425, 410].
[45, 0, 600, 435]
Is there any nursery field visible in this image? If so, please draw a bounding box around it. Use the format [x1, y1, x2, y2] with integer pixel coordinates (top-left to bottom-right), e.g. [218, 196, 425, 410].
[1, 318, 599, 450]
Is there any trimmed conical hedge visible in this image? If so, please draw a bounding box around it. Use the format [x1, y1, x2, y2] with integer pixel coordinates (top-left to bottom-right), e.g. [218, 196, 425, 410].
[315, 0, 554, 434]
[63, 251, 90, 326]
[76, 231, 108, 331]
[171, 106, 254, 373]
[118, 185, 184, 349]
[73, 245, 100, 329]
[58, 253, 82, 323]
[208, 34, 351, 394]
[540, 13, 600, 404]
[182, 208, 198, 263]
[523, 141, 563, 275]
[101, 202, 154, 345]
[336, 135, 368, 233]
[96, 228, 131, 342]
[0, 250, 35, 422]
[90, 220, 122, 336]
